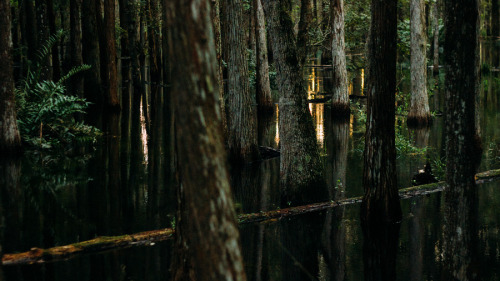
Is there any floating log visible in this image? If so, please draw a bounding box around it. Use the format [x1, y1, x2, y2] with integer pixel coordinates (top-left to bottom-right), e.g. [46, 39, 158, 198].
[3, 169, 500, 266]
[2, 228, 175, 266]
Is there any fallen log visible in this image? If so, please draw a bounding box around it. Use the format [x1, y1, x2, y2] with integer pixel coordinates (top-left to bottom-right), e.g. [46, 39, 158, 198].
[3, 168, 500, 266]
[2, 228, 175, 266]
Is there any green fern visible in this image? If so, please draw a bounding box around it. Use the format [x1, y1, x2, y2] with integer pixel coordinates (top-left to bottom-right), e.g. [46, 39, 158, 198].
[15, 30, 100, 149]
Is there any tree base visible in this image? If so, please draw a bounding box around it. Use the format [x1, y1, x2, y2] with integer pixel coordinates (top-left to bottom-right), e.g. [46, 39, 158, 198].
[331, 102, 350, 120]
[407, 114, 433, 128]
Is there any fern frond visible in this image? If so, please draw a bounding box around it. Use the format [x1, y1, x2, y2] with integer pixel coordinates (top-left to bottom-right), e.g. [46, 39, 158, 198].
[35, 29, 66, 65]
[57, 64, 92, 86]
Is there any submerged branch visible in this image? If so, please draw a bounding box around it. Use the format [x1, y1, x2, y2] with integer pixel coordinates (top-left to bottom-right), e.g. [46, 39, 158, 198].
[3, 169, 500, 266]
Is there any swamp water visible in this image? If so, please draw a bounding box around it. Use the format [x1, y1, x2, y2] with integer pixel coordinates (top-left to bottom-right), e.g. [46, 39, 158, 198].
[2, 43, 500, 280]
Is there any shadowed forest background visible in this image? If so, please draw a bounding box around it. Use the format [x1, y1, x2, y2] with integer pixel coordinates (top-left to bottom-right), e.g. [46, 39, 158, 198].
[0, 0, 500, 280]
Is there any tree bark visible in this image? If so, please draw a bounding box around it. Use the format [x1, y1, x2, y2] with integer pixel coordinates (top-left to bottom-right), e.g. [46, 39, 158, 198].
[166, 0, 247, 280]
[23, 0, 37, 62]
[254, 0, 273, 111]
[297, 0, 312, 66]
[442, 0, 481, 277]
[0, 0, 21, 154]
[432, 0, 439, 75]
[492, 0, 499, 37]
[47, 0, 60, 81]
[330, 0, 349, 119]
[70, 0, 84, 98]
[147, 0, 161, 83]
[103, 0, 120, 109]
[36, 0, 51, 80]
[210, 0, 227, 133]
[264, 0, 324, 206]
[224, 0, 260, 162]
[408, 0, 431, 126]
[82, 0, 102, 105]
[362, 0, 402, 223]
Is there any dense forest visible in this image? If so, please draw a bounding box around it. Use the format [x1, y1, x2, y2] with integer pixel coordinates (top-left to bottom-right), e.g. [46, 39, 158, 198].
[0, 0, 499, 280]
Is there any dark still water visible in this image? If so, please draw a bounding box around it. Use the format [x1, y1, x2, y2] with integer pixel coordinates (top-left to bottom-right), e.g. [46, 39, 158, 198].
[2, 47, 500, 280]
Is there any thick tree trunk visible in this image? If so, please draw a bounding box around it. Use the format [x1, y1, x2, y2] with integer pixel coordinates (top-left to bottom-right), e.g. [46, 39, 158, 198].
[0, 0, 21, 154]
[442, 0, 481, 278]
[362, 0, 402, 223]
[408, 0, 431, 126]
[264, 0, 324, 206]
[70, 0, 84, 98]
[432, 0, 439, 75]
[166, 0, 246, 280]
[442, 1, 481, 279]
[330, 0, 349, 119]
[103, 0, 120, 109]
[82, 0, 102, 105]
[254, 0, 273, 111]
[224, 0, 259, 162]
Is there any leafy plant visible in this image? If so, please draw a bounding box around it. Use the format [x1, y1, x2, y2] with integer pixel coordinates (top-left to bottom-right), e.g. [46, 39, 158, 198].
[16, 30, 100, 149]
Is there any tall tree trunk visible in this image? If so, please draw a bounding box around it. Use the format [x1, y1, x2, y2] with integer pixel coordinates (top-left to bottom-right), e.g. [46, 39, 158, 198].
[166, 1, 246, 280]
[362, 0, 401, 223]
[492, 0, 499, 37]
[224, 0, 259, 162]
[148, 0, 161, 83]
[24, 0, 37, 62]
[210, 0, 226, 133]
[442, 0, 481, 278]
[330, 0, 349, 118]
[408, 0, 431, 126]
[103, 0, 120, 109]
[0, 0, 21, 154]
[47, 0, 60, 81]
[82, 0, 102, 105]
[254, 0, 273, 111]
[297, 0, 312, 66]
[264, 0, 324, 206]
[432, 0, 439, 75]
[36, 0, 51, 80]
[70, 0, 84, 97]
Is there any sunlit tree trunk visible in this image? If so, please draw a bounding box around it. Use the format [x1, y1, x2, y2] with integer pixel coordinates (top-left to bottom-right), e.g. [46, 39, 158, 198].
[442, 0, 481, 277]
[408, 0, 431, 126]
[224, 0, 259, 162]
[264, 0, 324, 206]
[330, 0, 349, 118]
[0, 0, 21, 154]
[70, 0, 84, 97]
[166, 1, 246, 280]
[432, 0, 439, 75]
[362, 0, 402, 223]
[254, 0, 273, 111]
[103, 0, 120, 109]
[82, 0, 102, 105]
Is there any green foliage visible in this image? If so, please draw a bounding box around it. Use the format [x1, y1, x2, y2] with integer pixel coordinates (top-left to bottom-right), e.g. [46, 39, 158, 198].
[397, 19, 411, 62]
[396, 90, 410, 115]
[16, 31, 100, 149]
